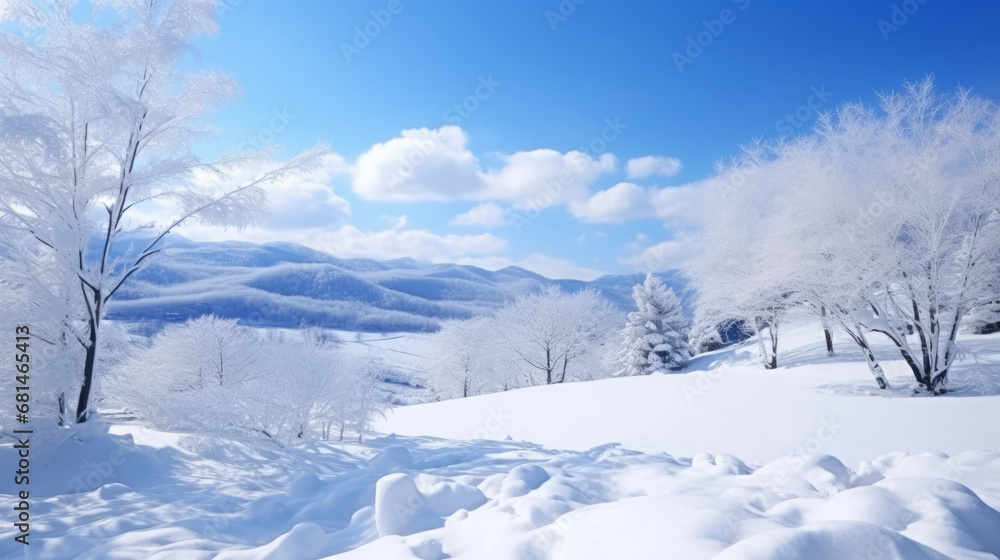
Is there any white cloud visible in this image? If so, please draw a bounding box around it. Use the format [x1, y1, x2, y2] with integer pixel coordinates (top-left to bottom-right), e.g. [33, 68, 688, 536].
[449, 202, 507, 228]
[571, 178, 711, 225]
[620, 234, 698, 272]
[626, 155, 683, 179]
[352, 126, 482, 202]
[647, 181, 709, 226]
[483, 149, 616, 209]
[350, 125, 616, 208]
[570, 182, 654, 223]
[456, 253, 606, 281]
[130, 153, 353, 233]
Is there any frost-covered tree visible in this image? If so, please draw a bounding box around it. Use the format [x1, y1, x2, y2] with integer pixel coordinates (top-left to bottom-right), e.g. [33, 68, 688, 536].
[689, 78, 1000, 393]
[424, 317, 500, 399]
[495, 287, 619, 386]
[343, 356, 390, 443]
[0, 0, 327, 423]
[686, 151, 791, 370]
[421, 287, 621, 400]
[786, 79, 1000, 393]
[617, 273, 693, 375]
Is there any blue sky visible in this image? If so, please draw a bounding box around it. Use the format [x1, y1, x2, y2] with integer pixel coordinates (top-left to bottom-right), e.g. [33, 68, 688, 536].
[178, 0, 1000, 279]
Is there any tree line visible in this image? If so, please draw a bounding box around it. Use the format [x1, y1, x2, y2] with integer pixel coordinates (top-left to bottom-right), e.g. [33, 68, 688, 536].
[686, 78, 1000, 394]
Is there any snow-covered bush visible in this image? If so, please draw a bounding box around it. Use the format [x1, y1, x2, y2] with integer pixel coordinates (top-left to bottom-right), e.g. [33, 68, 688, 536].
[617, 273, 693, 375]
[104, 317, 389, 443]
[105, 316, 267, 435]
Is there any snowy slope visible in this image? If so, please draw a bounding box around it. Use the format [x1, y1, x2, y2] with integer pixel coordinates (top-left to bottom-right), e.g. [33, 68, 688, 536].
[1, 326, 998, 559]
[379, 326, 1000, 467]
[102, 234, 688, 332]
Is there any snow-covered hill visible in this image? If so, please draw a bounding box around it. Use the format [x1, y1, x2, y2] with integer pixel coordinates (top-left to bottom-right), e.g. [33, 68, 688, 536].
[3, 326, 998, 559]
[378, 326, 1000, 466]
[104, 234, 688, 332]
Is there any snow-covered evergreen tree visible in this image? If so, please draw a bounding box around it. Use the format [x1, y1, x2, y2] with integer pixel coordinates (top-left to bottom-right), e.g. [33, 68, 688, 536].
[618, 273, 693, 375]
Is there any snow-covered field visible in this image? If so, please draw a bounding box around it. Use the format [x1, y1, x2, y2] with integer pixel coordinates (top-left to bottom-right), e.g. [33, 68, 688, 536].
[2, 326, 999, 559]
[379, 326, 1000, 466]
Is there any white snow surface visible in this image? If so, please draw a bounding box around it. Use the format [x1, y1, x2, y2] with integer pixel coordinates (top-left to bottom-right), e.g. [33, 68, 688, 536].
[379, 326, 1000, 467]
[1, 326, 998, 559]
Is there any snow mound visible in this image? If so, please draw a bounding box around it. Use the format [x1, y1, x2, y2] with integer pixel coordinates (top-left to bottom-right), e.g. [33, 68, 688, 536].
[216, 522, 332, 560]
[0, 420, 171, 498]
[713, 522, 953, 560]
[3, 428, 1000, 559]
[374, 472, 487, 537]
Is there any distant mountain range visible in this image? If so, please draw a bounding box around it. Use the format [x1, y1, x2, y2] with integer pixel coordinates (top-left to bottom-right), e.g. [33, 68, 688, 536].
[106, 234, 689, 333]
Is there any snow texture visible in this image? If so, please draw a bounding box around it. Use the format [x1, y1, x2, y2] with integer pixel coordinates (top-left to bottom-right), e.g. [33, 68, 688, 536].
[1, 327, 998, 559]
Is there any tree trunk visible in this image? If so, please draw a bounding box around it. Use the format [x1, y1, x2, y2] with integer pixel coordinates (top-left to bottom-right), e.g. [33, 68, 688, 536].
[856, 330, 889, 390]
[76, 319, 99, 423]
[753, 318, 771, 369]
[768, 321, 779, 370]
[911, 299, 933, 387]
[545, 347, 552, 385]
[821, 306, 834, 355]
[58, 392, 67, 427]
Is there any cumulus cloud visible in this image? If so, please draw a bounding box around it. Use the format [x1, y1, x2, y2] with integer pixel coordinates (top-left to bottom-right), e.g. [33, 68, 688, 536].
[647, 181, 709, 226]
[626, 155, 682, 179]
[350, 125, 616, 208]
[571, 178, 712, 225]
[131, 152, 353, 234]
[352, 126, 482, 202]
[619, 234, 699, 272]
[483, 149, 616, 209]
[449, 202, 507, 228]
[569, 182, 653, 223]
